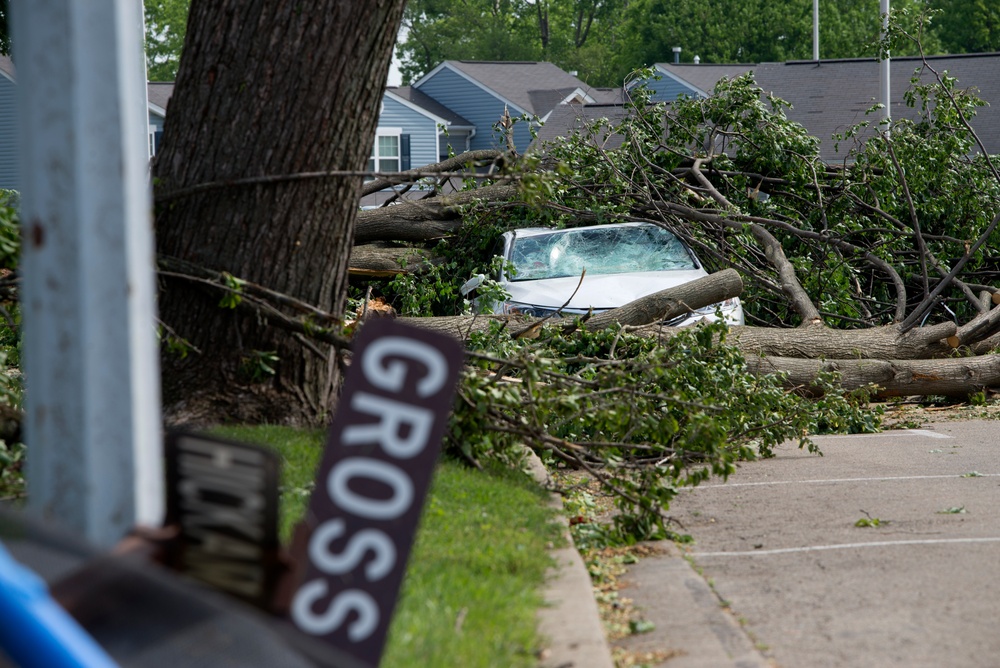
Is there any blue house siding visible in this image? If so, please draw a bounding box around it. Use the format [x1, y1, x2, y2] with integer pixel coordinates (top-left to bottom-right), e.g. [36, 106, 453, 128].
[632, 74, 702, 103]
[415, 68, 533, 154]
[378, 96, 438, 169]
[0, 75, 18, 190]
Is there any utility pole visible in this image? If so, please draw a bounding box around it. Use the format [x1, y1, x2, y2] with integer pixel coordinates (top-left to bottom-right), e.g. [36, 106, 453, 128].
[880, 0, 892, 132]
[813, 0, 820, 61]
[14, 0, 163, 547]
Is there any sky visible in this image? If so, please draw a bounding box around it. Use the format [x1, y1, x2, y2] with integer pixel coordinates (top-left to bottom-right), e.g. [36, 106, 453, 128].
[387, 26, 407, 87]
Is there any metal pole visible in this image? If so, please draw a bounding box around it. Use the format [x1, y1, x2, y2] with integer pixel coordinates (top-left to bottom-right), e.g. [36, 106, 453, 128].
[14, 0, 163, 547]
[880, 0, 891, 132]
[813, 0, 820, 61]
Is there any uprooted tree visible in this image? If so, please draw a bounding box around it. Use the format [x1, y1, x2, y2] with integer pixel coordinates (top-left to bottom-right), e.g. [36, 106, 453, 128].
[137, 12, 1000, 537]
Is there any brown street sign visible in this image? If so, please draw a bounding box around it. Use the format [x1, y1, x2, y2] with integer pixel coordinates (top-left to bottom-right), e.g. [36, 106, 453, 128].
[287, 318, 464, 668]
[164, 432, 282, 610]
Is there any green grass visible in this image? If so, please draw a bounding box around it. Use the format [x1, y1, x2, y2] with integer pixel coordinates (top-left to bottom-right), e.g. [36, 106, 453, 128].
[211, 424, 562, 667]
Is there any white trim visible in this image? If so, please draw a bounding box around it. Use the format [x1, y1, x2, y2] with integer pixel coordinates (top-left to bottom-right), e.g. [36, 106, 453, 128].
[557, 87, 597, 106]
[147, 101, 167, 119]
[369, 128, 402, 175]
[413, 61, 530, 117]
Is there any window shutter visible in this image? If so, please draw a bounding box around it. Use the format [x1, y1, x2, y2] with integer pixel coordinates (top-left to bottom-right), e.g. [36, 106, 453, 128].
[400, 134, 411, 171]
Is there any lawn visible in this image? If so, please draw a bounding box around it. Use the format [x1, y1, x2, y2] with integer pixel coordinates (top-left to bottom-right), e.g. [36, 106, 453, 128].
[212, 424, 563, 667]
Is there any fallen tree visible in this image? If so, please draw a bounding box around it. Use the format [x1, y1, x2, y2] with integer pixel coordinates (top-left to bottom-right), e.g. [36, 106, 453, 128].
[348, 60, 1000, 407]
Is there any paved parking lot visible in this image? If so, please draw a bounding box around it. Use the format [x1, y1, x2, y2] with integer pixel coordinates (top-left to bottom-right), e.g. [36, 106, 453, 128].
[622, 420, 1000, 667]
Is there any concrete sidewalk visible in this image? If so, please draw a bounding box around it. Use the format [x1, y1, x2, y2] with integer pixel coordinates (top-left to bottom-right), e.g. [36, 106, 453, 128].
[608, 421, 1000, 667]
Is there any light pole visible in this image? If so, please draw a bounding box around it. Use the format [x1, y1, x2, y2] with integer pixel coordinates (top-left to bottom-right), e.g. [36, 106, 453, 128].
[813, 0, 820, 61]
[880, 0, 891, 132]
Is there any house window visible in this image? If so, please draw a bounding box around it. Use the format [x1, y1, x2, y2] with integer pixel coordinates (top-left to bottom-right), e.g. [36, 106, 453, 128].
[368, 130, 401, 175]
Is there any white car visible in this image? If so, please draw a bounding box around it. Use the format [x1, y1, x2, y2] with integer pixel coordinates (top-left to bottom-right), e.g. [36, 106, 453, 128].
[489, 222, 744, 326]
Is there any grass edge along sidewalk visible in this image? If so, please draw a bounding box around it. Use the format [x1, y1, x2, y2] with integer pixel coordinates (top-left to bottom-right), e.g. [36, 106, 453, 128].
[213, 424, 563, 668]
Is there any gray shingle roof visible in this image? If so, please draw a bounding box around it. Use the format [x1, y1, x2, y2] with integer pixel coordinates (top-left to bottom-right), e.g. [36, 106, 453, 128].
[146, 82, 174, 113]
[387, 86, 473, 127]
[532, 103, 631, 151]
[0, 56, 14, 81]
[654, 62, 756, 96]
[753, 53, 1000, 161]
[444, 60, 610, 116]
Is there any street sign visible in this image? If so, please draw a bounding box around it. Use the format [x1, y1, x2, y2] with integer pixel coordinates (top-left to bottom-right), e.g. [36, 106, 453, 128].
[164, 432, 282, 610]
[288, 319, 463, 667]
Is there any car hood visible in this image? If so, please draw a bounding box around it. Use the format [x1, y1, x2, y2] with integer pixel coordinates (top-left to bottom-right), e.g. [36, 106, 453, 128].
[503, 269, 709, 311]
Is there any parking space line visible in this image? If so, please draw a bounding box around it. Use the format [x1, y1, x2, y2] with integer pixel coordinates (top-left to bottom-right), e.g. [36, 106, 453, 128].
[808, 429, 952, 440]
[694, 537, 1000, 558]
[693, 473, 1000, 489]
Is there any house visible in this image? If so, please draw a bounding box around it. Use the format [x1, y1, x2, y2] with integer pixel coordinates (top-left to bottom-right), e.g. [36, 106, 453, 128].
[533, 103, 632, 152]
[0, 55, 173, 190]
[377, 60, 621, 164]
[634, 62, 756, 102]
[372, 86, 474, 173]
[630, 53, 1000, 162]
[147, 81, 174, 157]
[752, 53, 1000, 161]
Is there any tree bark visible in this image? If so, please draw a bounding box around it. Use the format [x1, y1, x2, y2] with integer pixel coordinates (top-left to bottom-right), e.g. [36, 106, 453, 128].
[153, 0, 406, 425]
[349, 243, 436, 276]
[717, 322, 958, 360]
[354, 183, 519, 243]
[747, 354, 1000, 398]
[360, 149, 503, 196]
[582, 269, 743, 330]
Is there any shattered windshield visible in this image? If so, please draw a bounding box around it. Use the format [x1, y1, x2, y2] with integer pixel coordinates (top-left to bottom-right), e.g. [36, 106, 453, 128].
[508, 224, 697, 281]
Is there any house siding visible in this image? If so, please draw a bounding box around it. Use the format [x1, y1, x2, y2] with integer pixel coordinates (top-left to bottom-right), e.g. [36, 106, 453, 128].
[378, 96, 438, 168]
[415, 67, 533, 153]
[634, 73, 703, 103]
[0, 75, 18, 190]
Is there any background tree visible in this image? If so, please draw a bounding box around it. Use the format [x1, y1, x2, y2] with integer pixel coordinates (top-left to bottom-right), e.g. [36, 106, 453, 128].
[0, 1, 8, 56]
[144, 0, 190, 81]
[153, 0, 406, 425]
[617, 0, 941, 68]
[397, 0, 538, 84]
[397, 0, 629, 86]
[931, 0, 1000, 54]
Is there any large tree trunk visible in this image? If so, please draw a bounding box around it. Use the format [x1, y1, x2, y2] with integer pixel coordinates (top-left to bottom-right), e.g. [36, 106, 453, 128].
[153, 0, 406, 425]
[746, 355, 1000, 398]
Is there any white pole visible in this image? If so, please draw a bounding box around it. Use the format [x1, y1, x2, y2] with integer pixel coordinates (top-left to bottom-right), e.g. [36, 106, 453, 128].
[14, 0, 163, 547]
[813, 0, 820, 61]
[880, 0, 891, 132]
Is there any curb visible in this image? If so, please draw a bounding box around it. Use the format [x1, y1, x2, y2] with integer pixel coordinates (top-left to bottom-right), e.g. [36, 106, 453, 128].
[524, 449, 615, 668]
[613, 542, 772, 667]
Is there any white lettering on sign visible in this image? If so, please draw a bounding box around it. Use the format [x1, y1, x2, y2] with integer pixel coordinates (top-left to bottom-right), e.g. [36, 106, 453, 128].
[291, 582, 379, 639]
[309, 518, 396, 581]
[327, 457, 413, 521]
[341, 392, 434, 458]
[363, 336, 448, 397]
